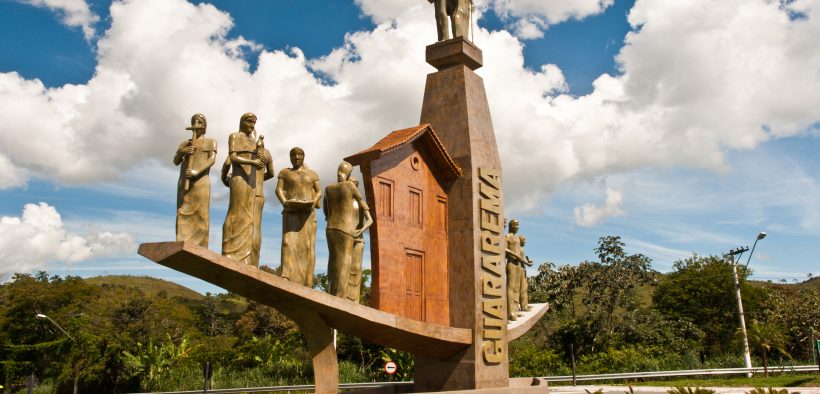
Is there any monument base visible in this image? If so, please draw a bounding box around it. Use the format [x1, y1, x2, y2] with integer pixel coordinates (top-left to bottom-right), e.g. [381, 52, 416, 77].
[351, 378, 548, 393]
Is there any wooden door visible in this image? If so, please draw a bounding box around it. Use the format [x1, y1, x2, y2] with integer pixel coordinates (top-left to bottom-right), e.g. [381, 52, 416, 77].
[404, 250, 424, 320]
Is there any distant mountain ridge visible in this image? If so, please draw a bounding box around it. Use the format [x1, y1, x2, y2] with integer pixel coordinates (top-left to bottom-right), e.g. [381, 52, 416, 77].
[86, 275, 205, 300]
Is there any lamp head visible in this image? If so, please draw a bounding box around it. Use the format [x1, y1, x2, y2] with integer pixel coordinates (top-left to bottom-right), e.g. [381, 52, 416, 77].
[36, 313, 46, 319]
[757, 232, 767, 240]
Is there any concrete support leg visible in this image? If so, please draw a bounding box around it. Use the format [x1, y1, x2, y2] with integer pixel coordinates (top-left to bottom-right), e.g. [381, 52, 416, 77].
[287, 310, 339, 394]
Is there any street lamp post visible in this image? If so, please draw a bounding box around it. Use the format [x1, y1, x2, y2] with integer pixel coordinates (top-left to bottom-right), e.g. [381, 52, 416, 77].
[726, 231, 767, 377]
[35, 313, 76, 342]
[35, 313, 79, 394]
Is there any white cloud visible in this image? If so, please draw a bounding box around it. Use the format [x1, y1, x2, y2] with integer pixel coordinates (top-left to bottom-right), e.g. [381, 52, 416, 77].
[21, 0, 99, 39]
[0, 203, 135, 277]
[0, 0, 819, 220]
[573, 188, 625, 227]
[490, 0, 614, 38]
[0, 153, 28, 189]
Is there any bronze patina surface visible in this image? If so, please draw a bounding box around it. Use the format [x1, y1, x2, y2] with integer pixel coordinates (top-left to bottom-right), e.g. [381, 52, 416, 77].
[174, 113, 216, 247]
[505, 219, 522, 320]
[276, 147, 322, 286]
[323, 161, 373, 301]
[428, 0, 473, 42]
[221, 113, 273, 266]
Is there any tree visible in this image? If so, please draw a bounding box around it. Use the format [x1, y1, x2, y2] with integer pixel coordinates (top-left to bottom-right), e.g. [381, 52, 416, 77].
[653, 254, 766, 355]
[530, 236, 656, 355]
[744, 320, 790, 377]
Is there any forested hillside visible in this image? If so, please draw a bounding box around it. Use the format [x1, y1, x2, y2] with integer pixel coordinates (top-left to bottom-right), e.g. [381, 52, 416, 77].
[1, 236, 817, 392]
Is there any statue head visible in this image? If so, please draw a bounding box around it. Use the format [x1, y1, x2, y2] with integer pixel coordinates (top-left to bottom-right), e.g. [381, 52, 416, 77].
[239, 112, 257, 135]
[519, 235, 526, 246]
[337, 161, 353, 182]
[349, 176, 359, 187]
[289, 147, 305, 168]
[190, 113, 207, 131]
[509, 219, 519, 233]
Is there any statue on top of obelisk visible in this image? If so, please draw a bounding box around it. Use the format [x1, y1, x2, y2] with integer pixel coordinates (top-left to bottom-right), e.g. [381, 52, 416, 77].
[428, 0, 474, 41]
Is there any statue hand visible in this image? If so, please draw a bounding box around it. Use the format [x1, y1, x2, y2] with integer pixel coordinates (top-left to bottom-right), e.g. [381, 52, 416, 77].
[258, 153, 270, 165]
[254, 159, 265, 169]
[181, 146, 196, 155]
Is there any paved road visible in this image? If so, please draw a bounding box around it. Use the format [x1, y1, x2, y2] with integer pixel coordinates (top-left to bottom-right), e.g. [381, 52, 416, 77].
[548, 385, 820, 394]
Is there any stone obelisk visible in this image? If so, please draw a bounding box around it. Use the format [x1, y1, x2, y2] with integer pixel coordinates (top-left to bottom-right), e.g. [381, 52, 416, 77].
[415, 37, 509, 391]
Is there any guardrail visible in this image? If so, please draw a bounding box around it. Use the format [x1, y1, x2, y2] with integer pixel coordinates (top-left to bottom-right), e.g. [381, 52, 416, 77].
[135, 365, 819, 393]
[543, 365, 820, 382]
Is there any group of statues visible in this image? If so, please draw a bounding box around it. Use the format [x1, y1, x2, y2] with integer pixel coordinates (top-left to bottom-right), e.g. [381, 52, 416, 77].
[174, 112, 534, 312]
[505, 219, 533, 321]
[173, 113, 372, 302]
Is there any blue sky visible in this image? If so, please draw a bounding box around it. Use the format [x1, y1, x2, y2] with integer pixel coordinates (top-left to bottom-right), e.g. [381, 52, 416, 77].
[0, 0, 818, 294]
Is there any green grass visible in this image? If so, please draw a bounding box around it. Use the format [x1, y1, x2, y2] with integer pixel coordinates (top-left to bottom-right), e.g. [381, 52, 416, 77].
[624, 373, 820, 388]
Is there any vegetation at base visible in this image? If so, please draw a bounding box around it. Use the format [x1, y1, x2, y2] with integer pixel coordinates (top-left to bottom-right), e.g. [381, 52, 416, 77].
[1, 236, 818, 392]
[667, 387, 716, 394]
[511, 235, 819, 380]
[0, 270, 400, 393]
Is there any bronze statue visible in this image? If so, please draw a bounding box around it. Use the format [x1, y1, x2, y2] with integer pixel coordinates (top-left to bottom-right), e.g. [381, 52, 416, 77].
[222, 113, 273, 266]
[505, 219, 523, 320]
[324, 163, 373, 301]
[428, 0, 473, 41]
[518, 235, 533, 312]
[174, 113, 216, 247]
[348, 176, 367, 303]
[276, 147, 322, 286]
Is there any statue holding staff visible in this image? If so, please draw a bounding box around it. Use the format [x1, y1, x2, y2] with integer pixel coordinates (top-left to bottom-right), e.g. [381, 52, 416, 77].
[174, 113, 216, 247]
[427, 0, 473, 41]
[276, 147, 322, 286]
[323, 162, 373, 300]
[222, 113, 273, 266]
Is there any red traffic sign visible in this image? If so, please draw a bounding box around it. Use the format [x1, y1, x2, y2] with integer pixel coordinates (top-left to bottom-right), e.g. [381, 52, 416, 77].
[384, 361, 398, 375]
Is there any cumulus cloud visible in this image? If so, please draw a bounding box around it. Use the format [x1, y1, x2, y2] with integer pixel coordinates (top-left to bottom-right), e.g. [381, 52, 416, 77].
[0, 203, 135, 277]
[573, 188, 625, 227]
[21, 0, 99, 39]
[1, 0, 819, 221]
[490, 0, 614, 38]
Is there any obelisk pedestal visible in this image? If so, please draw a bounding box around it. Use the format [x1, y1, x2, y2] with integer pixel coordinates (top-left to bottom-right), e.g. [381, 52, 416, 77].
[414, 37, 509, 391]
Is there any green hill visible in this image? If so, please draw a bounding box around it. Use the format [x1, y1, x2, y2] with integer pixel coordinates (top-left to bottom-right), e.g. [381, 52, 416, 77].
[86, 275, 205, 301]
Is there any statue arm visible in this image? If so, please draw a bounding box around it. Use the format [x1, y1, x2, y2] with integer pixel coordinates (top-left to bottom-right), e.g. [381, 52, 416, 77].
[188, 149, 216, 179]
[228, 134, 263, 168]
[275, 176, 288, 206]
[173, 141, 192, 166]
[312, 179, 322, 209]
[220, 156, 231, 187]
[263, 150, 275, 181]
[322, 191, 328, 218]
[352, 188, 372, 238]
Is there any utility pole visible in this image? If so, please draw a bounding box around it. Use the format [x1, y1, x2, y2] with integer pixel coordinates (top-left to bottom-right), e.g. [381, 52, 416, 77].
[726, 246, 753, 377]
[725, 231, 767, 378]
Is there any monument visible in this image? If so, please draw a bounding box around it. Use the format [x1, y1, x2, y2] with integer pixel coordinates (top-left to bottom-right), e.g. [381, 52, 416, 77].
[174, 113, 216, 248]
[139, 10, 551, 394]
[221, 113, 273, 266]
[276, 147, 322, 287]
[323, 161, 373, 300]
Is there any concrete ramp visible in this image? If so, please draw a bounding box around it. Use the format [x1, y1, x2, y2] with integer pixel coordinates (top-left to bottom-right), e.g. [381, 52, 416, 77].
[138, 241, 472, 360]
[507, 303, 549, 341]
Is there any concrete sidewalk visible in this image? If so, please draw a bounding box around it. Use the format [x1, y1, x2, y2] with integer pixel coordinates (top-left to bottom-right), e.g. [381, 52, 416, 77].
[548, 385, 820, 394]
